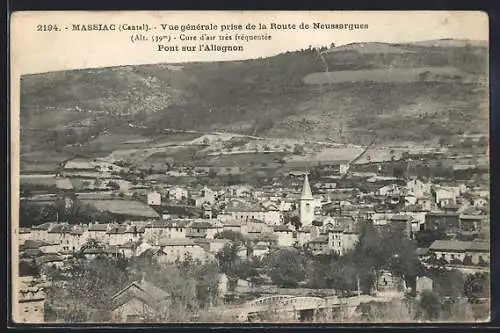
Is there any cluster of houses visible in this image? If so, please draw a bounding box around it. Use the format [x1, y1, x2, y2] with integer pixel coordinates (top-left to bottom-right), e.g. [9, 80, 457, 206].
[17, 163, 490, 322]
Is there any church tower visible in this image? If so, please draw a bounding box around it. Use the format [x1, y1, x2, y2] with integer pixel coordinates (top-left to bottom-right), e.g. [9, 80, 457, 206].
[299, 173, 315, 226]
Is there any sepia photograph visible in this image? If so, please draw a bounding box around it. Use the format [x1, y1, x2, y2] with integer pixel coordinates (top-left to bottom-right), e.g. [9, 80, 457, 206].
[11, 11, 490, 324]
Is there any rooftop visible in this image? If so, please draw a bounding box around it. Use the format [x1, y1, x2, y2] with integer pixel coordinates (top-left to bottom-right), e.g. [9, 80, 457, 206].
[429, 240, 490, 252]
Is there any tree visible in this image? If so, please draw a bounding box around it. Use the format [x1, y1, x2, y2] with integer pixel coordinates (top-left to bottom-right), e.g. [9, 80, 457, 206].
[45, 256, 130, 322]
[107, 181, 121, 190]
[266, 248, 306, 287]
[292, 144, 305, 155]
[215, 243, 240, 277]
[213, 230, 245, 244]
[283, 214, 301, 230]
[464, 272, 489, 304]
[418, 290, 441, 320]
[432, 269, 465, 300]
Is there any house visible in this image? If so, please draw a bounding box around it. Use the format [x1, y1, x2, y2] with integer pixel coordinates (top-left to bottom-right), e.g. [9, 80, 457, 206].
[106, 225, 129, 246]
[30, 223, 55, 243]
[87, 223, 111, 243]
[416, 276, 433, 294]
[425, 211, 460, 232]
[307, 235, 330, 255]
[429, 240, 490, 265]
[222, 200, 283, 226]
[460, 214, 487, 233]
[118, 240, 141, 258]
[186, 221, 210, 239]
[38, 241, 62, 255]
[246, 232, 277, 249]
[218, 273, 251, 297]
[192, 187, 217, 207]
[147, 191, 162, 206]
[109, 278, 170, 322]
[168, 187, 189, 202]
[377, 184, 401, 196]
[389, 215, 413, 239]
[227, 185, 254, 198]
[326, 219, 359, 256]
[434, 188, 458, 207]
[81, 246, 108, 260]
[241, 219, 273, 235]
[143, 220, 189, 244]
[37, 253, 65, 270]
[273, 225, 295, 247]
[406, 179, 432, 199]
[185, 220, 222, 239]
[158, 238, 214, 263]
[208, 239, 232, 253]
[296, 225, 312, 246]
[221, 220, 244, 233]
[252, 244, 270, 258]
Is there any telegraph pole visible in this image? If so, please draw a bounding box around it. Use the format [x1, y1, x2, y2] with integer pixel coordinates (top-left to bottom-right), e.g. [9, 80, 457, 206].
[357, 274, 361, 297]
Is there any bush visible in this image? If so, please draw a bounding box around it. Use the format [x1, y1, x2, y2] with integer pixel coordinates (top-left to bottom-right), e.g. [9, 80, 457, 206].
[418, 290, 441, 320]
[266, 248, 306, 287]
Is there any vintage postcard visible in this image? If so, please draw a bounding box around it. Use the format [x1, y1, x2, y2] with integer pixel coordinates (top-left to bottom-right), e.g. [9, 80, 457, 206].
[11, 11, 490, 324]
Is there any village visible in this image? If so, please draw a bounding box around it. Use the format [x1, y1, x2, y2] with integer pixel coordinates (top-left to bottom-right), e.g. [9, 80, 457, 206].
[16, 133, 490, 323]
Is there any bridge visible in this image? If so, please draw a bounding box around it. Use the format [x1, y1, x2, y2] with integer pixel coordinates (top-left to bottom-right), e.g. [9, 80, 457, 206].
[216, 293, 404, 322]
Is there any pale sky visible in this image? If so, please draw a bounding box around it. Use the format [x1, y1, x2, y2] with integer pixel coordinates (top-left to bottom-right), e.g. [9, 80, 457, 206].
[11, 11, 488, 75]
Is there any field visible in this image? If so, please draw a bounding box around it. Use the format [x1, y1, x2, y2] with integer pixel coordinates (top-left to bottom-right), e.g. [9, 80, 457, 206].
[302, 67, 464, 85]
[325, 42, 412, 54]
[203, 152, 287, 167]
[82, 199, 160, 218]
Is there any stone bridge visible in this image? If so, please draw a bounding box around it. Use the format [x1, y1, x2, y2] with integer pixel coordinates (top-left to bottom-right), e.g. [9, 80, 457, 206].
[218, 293, 402, 321]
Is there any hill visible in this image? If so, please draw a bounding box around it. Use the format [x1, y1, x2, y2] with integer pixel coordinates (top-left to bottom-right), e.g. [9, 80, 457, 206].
[20, 39, 488, 154]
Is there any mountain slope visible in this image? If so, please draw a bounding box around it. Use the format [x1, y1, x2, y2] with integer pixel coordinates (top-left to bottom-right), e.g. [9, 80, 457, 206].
[20, 39, 488, 150]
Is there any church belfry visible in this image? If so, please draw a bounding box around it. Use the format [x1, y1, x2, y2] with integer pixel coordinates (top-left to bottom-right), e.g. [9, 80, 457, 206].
[299, 173, 314, 226]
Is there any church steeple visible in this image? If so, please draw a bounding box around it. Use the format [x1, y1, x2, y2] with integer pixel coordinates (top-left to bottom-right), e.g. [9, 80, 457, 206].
[299, 172, 315, 226]
[301, 173, 313, 200]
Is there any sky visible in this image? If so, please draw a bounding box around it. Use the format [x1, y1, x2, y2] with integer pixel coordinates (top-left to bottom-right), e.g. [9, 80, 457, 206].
[11, 11, 488, 75]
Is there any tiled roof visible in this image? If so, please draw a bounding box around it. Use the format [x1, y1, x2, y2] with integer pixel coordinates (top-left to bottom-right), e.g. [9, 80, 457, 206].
[274, 225, 293, 232]
[48, 224, 72, 234]
[188, 221, 214, 229]
[158, 238, 196, 247]
[106, 226, 127, 234]
[22, 239, 52, 249]
[36, 254, 64, 264]
[31, 222, 55, 231]
[460, 215, 486, 220]
[426, 211, 459, 217]
[110, 279, 170, 311]
[429, 240, 490, 252]
[309, 236, 328, 243]
[390, 215, 412, 221]
[88, 223, 109, 231]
